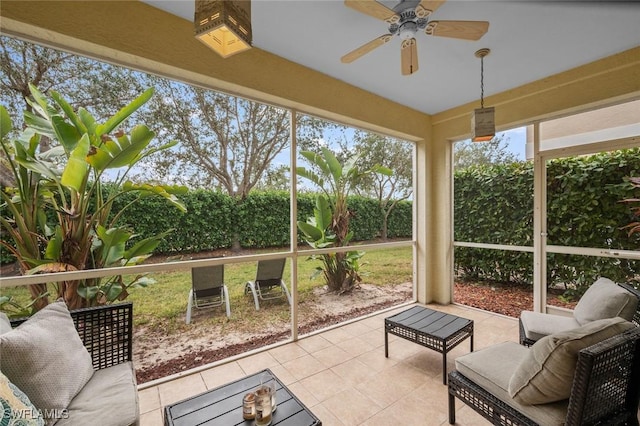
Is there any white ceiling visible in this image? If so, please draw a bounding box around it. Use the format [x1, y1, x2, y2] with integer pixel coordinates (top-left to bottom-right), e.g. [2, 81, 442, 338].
[142, 0, 640, 115]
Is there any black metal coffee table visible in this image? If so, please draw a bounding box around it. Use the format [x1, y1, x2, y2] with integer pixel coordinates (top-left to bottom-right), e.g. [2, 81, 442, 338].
[385, 305, 474, 384]
[164, 368, 321, 425]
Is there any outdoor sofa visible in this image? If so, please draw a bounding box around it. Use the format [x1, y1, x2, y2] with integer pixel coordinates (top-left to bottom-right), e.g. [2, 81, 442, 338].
[1, 300, 138, 426]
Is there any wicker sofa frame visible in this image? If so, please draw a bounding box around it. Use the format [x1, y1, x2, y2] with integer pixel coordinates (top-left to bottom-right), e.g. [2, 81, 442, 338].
[519, 283, 640, 347]
[448, 327, 640, 426]
[9, 302, 133, 370]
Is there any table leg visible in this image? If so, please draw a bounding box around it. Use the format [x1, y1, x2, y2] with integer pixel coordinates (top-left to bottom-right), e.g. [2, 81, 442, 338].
[384, 328, 389, 358]
[470, 332, 474, 352]
[442, 349, 448, 385]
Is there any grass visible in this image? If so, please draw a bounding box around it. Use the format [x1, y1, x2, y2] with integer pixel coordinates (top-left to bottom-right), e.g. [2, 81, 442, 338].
[1, 246, 413, 334]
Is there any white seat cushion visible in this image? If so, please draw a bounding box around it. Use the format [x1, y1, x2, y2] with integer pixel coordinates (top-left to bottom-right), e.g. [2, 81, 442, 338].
[520, 311, 580, 342]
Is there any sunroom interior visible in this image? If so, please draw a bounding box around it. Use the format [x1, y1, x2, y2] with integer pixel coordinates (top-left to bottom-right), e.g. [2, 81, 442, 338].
[1, 1, 639, 424]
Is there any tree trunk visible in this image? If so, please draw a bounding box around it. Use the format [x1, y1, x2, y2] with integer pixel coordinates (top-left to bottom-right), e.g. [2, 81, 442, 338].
[27, 284, 49, 311]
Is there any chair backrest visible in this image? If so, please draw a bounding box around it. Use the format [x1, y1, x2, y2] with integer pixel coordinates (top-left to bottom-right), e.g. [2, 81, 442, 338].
[192, 265, 224, 298]
[619, 282, 640, 326]
[565, 327, 640, 425]
[255, 258, 286, 287]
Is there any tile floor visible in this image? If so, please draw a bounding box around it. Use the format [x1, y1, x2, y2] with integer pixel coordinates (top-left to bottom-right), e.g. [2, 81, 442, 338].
[138, 303, 520, 425]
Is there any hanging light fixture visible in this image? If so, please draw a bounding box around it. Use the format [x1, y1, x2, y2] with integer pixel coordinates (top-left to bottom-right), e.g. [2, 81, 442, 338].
[194, 0, 252, 58]
[471, 48, 495, 142]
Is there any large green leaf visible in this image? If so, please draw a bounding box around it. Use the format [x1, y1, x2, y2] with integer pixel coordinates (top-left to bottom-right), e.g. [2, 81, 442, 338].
[96, 225, 130, 266]
[124, 230, 172, 260]
[314, 195, 332, 231]
[0, 106, 12, 138]
[50, 90, 87, 135]
[23, 110, 56, 139]
[297, 220, 323, 241]
[51, 115, 82, 153]
[44, 226, 63, 260]
[60, 133, 90, 191]
[122, 181, 187, 212]
[96, 88, 154, 136]
[87, 125, 154, 170]
[322, 147, 342, 182]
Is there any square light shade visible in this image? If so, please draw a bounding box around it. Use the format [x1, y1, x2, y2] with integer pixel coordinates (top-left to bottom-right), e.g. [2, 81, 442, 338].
[194, 0, 252, 58]
[471, 107, 495, 142]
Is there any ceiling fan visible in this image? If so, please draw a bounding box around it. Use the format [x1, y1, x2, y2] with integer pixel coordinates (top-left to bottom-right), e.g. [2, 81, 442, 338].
[341, 0, 489, 75]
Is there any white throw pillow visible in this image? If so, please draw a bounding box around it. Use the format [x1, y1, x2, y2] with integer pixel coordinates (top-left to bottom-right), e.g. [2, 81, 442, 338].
[0, 300, 94, 425]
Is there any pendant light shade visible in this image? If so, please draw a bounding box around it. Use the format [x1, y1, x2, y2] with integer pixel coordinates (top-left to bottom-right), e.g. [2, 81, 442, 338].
[471, 48, 495, 142]
[194, 0, 252, 58]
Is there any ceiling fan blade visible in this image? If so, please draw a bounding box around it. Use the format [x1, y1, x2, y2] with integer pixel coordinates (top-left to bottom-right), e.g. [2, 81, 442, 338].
[341, 35, 392, 63]
[344, 0, 397, 22]
[401, 38, 419, 76]
[418, 0, 446, 16]
[425, 20, 489, 41]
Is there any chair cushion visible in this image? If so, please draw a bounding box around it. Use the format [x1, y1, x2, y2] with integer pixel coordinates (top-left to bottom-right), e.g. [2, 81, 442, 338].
[0, 300, 95, 425]
[508, 316, 635, 405]
[520, 311, 580, 342]
[0, 312, 11, 335]
[56, 362, 139, 426]
[573, 277, 638, 325]
[0, 371, 45, 426]
[455, 342, 569, 425]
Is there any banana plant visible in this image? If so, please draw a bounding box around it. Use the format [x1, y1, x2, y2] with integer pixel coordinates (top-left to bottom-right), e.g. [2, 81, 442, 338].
[1, 85, 187, 311]
[297, 147, 390, 293]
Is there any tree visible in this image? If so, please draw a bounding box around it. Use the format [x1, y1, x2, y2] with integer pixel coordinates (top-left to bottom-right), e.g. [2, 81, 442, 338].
[0, 85, 186, 312]
[353, 132, 412, 240]
[454, 134, 519, 169]
[297, 148, 390, 293]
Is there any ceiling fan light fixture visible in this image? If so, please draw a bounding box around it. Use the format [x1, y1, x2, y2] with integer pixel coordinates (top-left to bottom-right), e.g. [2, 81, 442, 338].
[194, 0, 252, 58]
[472, 48, 495, 142]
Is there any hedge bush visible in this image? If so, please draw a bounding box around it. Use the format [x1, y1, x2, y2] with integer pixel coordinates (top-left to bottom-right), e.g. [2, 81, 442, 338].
[454, 148, 640, 294]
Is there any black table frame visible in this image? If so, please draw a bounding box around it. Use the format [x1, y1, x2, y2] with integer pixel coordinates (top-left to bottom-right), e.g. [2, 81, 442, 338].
[164, 368, 322, 426]
[385, 306, 474, 384]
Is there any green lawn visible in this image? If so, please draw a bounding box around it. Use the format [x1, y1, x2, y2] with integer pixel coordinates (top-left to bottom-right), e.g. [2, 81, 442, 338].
[1, 246, 413, 333]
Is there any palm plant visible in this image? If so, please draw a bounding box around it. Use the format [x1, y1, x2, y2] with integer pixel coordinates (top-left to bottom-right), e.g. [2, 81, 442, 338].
[0, 84, 186, 312]
[296, 147, 390, 293]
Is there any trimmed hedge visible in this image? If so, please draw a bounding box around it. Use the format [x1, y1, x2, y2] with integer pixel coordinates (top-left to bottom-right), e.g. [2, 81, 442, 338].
[454, 148, 640, 294]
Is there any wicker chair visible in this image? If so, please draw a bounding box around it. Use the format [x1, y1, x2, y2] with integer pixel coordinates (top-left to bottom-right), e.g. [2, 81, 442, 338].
[519, 280, 640, 347]
[8, 302, 138, 424]
[448, 326, 640, 426]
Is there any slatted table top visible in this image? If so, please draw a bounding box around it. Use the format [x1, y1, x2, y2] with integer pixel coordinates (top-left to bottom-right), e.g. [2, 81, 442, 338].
[164, 368, 321, 426]
[385, 305, 473, 341]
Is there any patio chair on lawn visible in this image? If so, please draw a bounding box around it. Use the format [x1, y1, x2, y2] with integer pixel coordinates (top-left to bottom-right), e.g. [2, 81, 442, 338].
[244, 258, 292, 310]
[186, 265, 231, 324]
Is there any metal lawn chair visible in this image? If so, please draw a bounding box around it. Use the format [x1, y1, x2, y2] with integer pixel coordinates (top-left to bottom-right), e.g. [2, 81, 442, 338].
[186, 265, 230, 323]
[244, 258, 292, 310]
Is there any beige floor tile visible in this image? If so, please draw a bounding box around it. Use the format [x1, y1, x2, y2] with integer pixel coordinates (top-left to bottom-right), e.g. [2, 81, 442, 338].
[321, 327, 353, 345]
[139, 408, 163, 426]
[359, 329, 386, 348]
[157, 373, 207, 406]
[356, 348, 398, 373]
[322, 387, 381, 425]
[296, 334, 333, 352]
[285, 381, 320, 408]
[384, 335, 424, 361]
[299, 369, 350, 403]
[282, 353, 326, 381]
[138, 386, 161, 414]
[354, 363, 429, 408]
[269, 342, 309, 363]
[330, 357, 377, 386]
[366, 385, 449, 426]
[403, 348, 449, 380]
[335, 336, 375, 357]
[236, 350, 279, 375]
[268, 364, 297, 385]
[312, 345, 353, 368]
[200, 361, 246, 390]
[309, 403, 345, 426]
[340, 321, 374, 336]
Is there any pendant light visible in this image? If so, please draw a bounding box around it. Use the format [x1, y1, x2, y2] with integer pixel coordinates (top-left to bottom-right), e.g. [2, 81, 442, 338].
[471, 48, 495, 142]
[194, 0, 252, 58]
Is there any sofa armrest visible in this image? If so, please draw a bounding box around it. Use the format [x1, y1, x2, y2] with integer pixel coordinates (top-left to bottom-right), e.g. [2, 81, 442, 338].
[10, 302, 133, 370]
